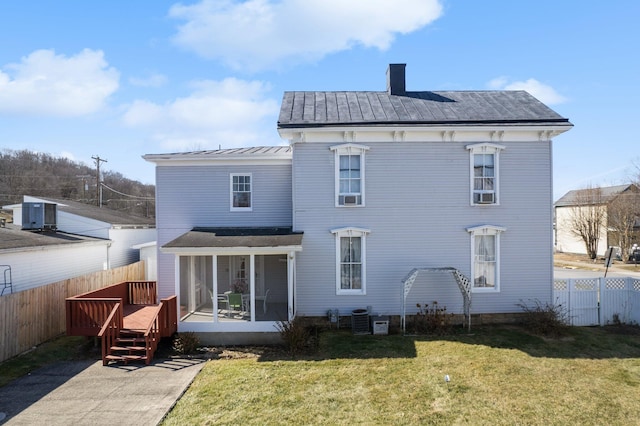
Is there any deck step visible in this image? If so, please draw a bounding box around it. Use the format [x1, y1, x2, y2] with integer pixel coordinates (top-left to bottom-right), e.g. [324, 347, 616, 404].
[105, 354, 148, 361]
[110, 345, 147, 352]
[115, 337, 145, 344]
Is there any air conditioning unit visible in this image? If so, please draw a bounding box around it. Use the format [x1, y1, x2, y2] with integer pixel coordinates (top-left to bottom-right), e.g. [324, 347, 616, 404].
[477, 193, 495, 204]
[22, 202, 57, 231]
[343, 195, 358, 205]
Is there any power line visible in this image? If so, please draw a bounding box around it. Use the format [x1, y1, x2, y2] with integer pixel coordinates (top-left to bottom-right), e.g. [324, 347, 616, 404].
[100, 182, 154, 200]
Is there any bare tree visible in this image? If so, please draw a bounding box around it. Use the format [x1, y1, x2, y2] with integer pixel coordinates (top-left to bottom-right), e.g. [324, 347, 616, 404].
[608, 190, 640, 260]
[569, 186, 606, 259]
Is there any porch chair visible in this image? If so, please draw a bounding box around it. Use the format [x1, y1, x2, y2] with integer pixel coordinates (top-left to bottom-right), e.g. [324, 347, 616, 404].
[227, 293, 244, 317]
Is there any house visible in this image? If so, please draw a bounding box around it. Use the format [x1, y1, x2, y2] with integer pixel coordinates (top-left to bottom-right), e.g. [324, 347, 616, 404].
[0, 224, 110, 294]
[144, 64, 572, 343]
[555, 184, 640, 257]
[5, 195, 155, 269]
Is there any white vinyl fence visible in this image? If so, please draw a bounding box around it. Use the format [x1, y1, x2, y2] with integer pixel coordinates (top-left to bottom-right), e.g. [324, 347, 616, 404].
[553, 277, 640, 326]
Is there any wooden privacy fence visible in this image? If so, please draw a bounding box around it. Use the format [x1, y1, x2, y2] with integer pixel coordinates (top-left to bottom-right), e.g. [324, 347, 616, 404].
[0, 261, 145, 364]
[553, 277, 640, 326]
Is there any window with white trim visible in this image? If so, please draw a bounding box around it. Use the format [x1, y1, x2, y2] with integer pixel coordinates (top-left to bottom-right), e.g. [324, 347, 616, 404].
[330, 144, 369, 207]
[331, 227, 370, 295]
[466, 143, 505, 205]
[230, 173, 252, 211]
[466, 225, 506, 292]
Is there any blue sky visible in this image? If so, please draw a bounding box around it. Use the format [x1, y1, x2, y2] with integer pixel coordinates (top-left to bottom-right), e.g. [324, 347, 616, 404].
[1, 1, 638, 200]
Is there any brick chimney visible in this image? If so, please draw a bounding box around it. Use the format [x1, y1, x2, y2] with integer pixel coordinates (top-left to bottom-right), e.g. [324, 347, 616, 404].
[386, 63, 406, 96]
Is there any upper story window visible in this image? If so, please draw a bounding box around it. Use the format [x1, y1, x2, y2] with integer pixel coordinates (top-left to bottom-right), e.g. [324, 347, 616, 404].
[331, 227, 370, 295]
[330, 144, 369, 207]
[466, 143, 505, 205]
[230, 173, 252, 211]
[466, 225, 506, 292]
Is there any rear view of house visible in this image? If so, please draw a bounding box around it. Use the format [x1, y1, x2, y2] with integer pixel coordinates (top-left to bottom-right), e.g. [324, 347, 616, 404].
[146, 64, 572, 343]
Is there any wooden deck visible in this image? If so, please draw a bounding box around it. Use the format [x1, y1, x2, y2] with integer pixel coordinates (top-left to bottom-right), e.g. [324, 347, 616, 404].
[66, 281, 177, 365]
[123, 305, 162, 331]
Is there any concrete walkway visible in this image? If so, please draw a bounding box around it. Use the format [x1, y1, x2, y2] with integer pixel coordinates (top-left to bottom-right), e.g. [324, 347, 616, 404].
[0, 358, 205, 425]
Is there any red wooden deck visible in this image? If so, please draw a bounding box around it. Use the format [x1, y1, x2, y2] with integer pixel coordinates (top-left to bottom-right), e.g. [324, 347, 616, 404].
[65, 281, 177, 365]
[123, 305, 162, 331]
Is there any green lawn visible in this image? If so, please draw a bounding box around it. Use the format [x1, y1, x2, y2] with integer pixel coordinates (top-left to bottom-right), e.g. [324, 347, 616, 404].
[162, 325, 640, 426]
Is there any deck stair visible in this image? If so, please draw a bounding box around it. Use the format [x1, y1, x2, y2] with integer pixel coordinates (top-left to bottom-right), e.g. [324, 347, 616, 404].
[65, 281, 178, 366]
[105, 329, 150, 364]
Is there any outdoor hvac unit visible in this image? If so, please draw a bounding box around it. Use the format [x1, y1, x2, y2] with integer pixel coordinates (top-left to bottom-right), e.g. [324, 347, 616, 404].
[22, 202, 57, 231]
[351, 309, 370, 334]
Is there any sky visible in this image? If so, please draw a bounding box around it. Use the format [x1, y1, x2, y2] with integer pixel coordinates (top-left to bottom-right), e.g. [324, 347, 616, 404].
[1, 0, 639, 200]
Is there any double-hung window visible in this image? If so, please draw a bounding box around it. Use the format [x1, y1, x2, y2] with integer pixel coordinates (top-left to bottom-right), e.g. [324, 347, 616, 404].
[466, 225, 506, 292]
[331, 227, 370, 295]
[330, 144, 369, 207]
[466, 143, 505, 205]
[230, 173, 252, 211]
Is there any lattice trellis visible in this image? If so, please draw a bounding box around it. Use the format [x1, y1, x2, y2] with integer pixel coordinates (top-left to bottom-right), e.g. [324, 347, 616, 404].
[401, 267, 472, 333]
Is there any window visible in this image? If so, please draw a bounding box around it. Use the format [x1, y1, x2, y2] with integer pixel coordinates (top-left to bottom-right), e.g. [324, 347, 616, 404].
[466, 225, 506, 292]
[466, 144, 505, 205]
[330, 144, 369, 206]
[331, 227, 370, 294]
[230, 173, 252, 211]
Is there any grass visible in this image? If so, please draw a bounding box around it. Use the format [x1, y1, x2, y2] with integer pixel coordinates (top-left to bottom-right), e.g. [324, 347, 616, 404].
[0, 335, 95, 387]
[162, 325, 640, 426]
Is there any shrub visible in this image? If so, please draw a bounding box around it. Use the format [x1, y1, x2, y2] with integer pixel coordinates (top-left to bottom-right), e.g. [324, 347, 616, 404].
[276, 317, 310, 355]
[173, 332, 201, 355]
[517, 299, 570, 337]
[410, 301, 454, 335]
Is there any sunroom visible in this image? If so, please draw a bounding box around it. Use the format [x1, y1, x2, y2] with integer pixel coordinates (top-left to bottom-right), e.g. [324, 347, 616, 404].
[161, 227, 303, 332]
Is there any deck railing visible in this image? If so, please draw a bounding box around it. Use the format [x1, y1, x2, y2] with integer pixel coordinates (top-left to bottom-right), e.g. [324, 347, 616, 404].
[66, 281, 176, 338]
[159, 295, 178, 338]
[98, 303, 123, 365]
[143, 306, 161, 364]
[66, 297, 122, 336]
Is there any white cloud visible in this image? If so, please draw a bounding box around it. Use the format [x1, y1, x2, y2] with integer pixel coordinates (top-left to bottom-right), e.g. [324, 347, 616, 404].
[488, 76, 568, 105]
[169, 0, 443, 71]
[129, 73, 168, 88]
[123, 77, 280, 150]
[0, 49, 119, 116]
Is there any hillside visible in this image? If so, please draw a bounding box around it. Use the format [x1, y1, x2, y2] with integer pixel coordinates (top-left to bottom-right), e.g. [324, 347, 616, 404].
[0, 149, 155, 219]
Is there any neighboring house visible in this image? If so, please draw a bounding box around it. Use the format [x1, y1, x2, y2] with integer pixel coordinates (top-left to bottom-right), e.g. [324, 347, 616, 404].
[145, 64, 572, 342]
[5, 195, 156, 268]
[555, 184, 640, 257]
[0, 224, 110, 294]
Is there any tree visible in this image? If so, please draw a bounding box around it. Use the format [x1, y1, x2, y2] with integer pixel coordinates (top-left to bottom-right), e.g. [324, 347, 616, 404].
[568, 186, 606, 259]
[608, 190, 640, 260]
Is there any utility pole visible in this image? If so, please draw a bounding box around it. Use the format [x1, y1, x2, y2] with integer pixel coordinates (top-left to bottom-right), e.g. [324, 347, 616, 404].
[91, 155, 107, 207]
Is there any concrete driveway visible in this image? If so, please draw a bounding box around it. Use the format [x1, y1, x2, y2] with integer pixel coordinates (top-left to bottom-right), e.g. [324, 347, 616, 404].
[0, 357, 205, 425]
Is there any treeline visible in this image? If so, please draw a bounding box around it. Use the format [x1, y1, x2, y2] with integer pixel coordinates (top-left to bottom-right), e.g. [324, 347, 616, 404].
[0, 149, 155, 218]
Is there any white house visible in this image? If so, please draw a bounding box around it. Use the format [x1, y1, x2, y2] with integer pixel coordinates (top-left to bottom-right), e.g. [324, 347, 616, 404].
[0, 225, 110, 294]
[555, 184, 639, 257]
[144, 64, 572, 342]
[6, 195, 155, 269]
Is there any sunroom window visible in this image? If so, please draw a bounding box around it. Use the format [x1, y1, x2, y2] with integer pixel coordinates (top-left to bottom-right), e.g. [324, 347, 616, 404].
[466, 144, 505, 205]
[330, 144, 369, 207]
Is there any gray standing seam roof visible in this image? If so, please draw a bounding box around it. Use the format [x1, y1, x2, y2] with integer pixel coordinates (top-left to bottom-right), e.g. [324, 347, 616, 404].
[278, 91, 572, 128]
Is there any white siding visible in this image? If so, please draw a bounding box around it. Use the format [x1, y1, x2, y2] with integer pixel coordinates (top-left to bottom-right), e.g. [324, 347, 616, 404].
[155, 164, 292, 299]
[108, 228, 157, 268]
[0, 242, 109, 293]
[56, 213, 111, 239]
[555, 206, 608, 256]
[293, 140, 554, 316]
